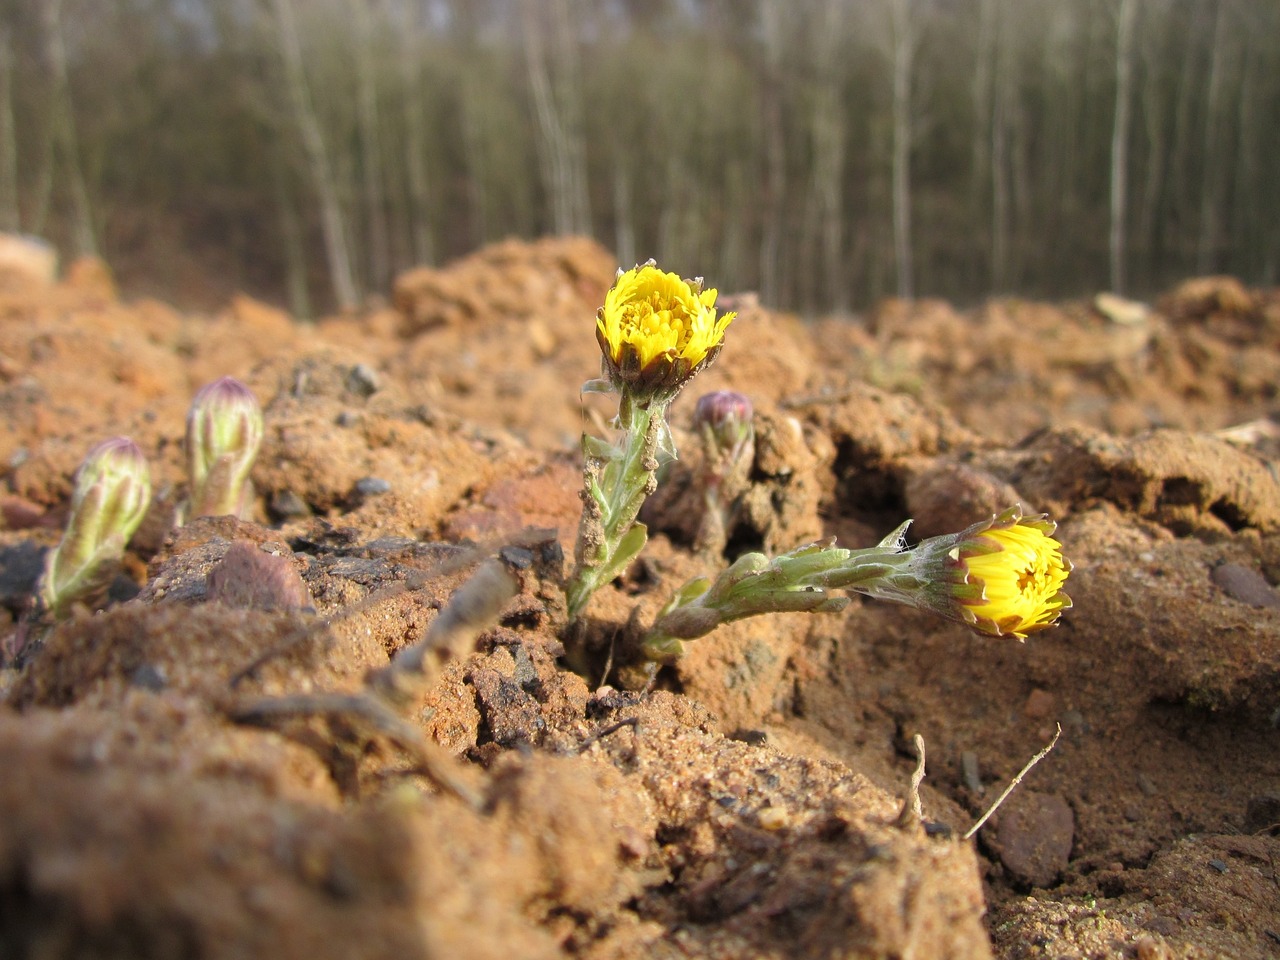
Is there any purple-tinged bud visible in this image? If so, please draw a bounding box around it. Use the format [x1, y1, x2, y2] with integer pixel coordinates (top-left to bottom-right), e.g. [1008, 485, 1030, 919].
[693, 390, 755, 467]
[185, 376, 263, 521]
[40, 437, 151, 619]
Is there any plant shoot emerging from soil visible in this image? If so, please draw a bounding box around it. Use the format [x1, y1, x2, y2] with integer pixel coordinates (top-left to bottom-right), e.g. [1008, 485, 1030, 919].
[692, 390, 755, 558]
[567, 262, 736, 619]
[184, 376, 264, 522]
[38, 437, 151, 620]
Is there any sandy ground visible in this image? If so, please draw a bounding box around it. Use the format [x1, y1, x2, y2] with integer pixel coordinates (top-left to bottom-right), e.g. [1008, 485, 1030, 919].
[1, 237, 1278, 959]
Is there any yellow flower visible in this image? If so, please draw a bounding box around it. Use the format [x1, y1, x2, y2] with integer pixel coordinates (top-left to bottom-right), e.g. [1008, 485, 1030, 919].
[596, 261, 735, 402]
[953, 514, 1072, 639]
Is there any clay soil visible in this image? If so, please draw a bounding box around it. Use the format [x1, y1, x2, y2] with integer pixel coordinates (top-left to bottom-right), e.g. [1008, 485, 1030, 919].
[1, 238, 1278, 959]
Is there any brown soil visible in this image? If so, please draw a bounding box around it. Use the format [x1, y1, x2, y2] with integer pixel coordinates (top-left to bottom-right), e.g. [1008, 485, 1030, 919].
[1, 240, 1278, 959]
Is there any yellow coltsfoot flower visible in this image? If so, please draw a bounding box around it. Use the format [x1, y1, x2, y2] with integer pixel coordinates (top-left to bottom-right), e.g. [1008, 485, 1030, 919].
[596, 260, 736, 404]
[945, 507, 1072, 638]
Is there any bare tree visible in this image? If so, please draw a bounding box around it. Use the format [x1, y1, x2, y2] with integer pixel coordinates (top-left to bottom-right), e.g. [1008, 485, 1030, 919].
[351, 0, 391, 291]
[1109, 0, 1139, 292]
[268, 0, 360, 310]
[518, 0, 590, 236]
[970, 0, 997, 284]
[889, 0, 916, 298]
[41, 0, 95, 255]
[0, 29, 18, 232]
[1197, 0, 1231, 273]
[758, 0, 787, 306]
[800, 0, 848, 311]
[393, 0, 433, 266]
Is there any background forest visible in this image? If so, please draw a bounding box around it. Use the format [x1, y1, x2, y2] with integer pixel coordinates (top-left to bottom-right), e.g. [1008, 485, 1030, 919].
[0, 0, 1276, 316]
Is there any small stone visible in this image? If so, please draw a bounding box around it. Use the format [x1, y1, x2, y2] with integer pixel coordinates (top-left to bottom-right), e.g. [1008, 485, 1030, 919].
[0, 494, 46, 530]
[1207, 858, 1228, 873]
[345, 363, 380, 398]
[993, 791, 1074, 888]
[1135, 934, 1172, 960]
[0, 540, 47, 610]
[206, 541, 313, 612]
[270, 489, 311, 519]
[961, 751, 983, 794]
[1023, 688, 1057, 720]
[354, 477, 391, 497]
[1210, 563, 1280, 608]
[757, 806, 789, 831]
[1093, 291, 1150, 326]
[128, 663, 167, 692]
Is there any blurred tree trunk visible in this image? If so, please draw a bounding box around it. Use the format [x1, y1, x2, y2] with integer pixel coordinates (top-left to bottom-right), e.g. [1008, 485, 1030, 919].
[0, 30, 18, 232]
[1196, 0, 1229, 273]
[518, 0, 590, 236]
[1136, 0, 1171, 282]
[351, 0, 391, 291]
[801, 0, 847, 311]
[394, 0, 433, 266]
[271, 151, 312, 321]
[889, 0, 915, 299]
[612, 166, 635, 269]
[269, 0, 360, 310]
[41, 0, 95, 255]
[1109, 0, 1138, 293]
[989, 3, 1010, 291]
[757, 0, 786, 306]
[970, 0, 996, 288]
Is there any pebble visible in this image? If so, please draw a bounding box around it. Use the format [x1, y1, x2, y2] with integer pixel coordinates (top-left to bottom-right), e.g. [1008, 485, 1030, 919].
[206, 541, 314, 613]
[994, 791, 1075, 888]
[1023, 688, 1057, 720]
[128, 663, 167, 692]
[1207, 858, 1228, 873]
[757, 806, 789, 831]
[345, 363, 380, 397]
[1210, 563, 1280, 608]
[270, 489, 311, 519]
[354, 476, 391, 497]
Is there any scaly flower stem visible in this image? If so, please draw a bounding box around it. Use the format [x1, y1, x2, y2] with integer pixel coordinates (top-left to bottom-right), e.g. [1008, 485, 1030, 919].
[643, 523, 918, 661]
[566, 397, 670, 620]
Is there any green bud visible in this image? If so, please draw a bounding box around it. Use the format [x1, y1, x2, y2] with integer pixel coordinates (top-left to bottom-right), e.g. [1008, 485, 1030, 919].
[185, 376, 264, 520]
[40, 437, 151, 619]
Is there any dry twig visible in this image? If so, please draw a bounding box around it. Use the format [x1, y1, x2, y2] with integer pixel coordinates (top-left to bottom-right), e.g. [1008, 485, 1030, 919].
[964, 724, 1061, 841]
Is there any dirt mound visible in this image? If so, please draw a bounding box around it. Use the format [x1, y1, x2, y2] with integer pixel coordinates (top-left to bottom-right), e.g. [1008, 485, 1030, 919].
[2, 241, 1278, 958]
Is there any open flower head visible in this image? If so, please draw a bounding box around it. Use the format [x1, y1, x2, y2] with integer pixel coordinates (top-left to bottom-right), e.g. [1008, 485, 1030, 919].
[942, 506, 1072, 639]
[596, 261, 736, 403]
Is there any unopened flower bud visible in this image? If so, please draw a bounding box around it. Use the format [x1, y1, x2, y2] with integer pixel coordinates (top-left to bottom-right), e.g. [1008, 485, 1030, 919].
[40, 437, 151, 619]
[186, 376, 263, 520]
[694, 390, 754, 467]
